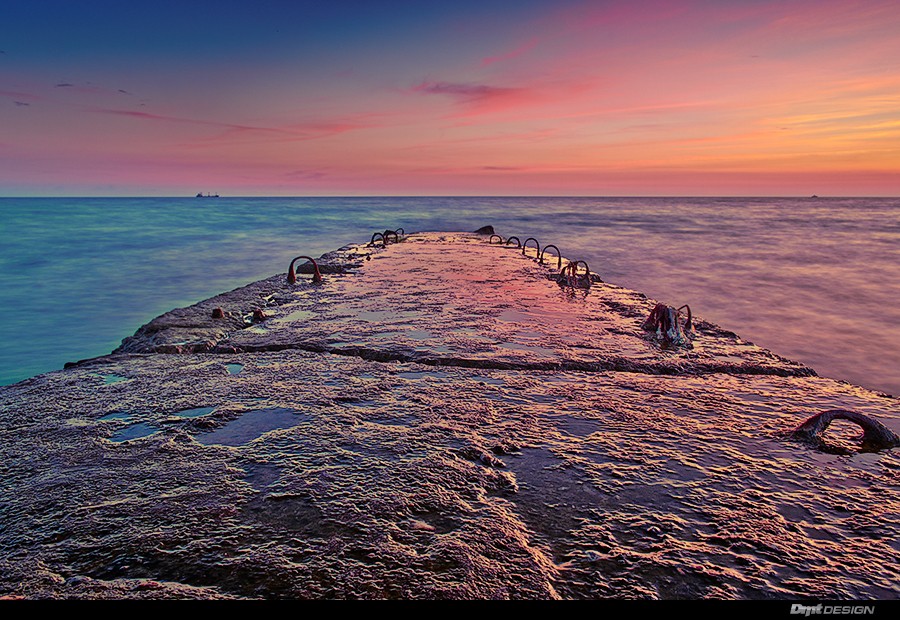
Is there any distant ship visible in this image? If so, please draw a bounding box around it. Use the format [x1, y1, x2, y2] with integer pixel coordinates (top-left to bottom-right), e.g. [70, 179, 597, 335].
[196, 192, 220, 198]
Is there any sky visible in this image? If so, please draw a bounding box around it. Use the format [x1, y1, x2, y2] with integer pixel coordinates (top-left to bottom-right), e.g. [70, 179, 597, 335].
[2, 0, 899, 196]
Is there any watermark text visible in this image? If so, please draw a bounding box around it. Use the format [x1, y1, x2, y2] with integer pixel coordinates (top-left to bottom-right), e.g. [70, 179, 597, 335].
[791, 605, 875, 616]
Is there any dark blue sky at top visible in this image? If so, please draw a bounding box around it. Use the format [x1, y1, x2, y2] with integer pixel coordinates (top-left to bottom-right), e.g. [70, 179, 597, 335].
[0, 0, 560, 63]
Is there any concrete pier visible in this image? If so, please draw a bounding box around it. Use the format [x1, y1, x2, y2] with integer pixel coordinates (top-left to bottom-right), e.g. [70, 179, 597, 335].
[1, 231, 897, 599]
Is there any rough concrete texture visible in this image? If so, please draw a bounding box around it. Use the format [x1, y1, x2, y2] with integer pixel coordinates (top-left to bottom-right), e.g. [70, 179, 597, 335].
[1, 232, 898, 600]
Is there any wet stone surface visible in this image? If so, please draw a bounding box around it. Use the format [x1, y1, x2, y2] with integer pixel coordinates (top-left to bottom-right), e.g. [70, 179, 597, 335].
[1, 232, 898, 600]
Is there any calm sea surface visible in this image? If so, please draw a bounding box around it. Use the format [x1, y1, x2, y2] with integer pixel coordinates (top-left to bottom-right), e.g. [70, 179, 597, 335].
[1, 197, 898, 395]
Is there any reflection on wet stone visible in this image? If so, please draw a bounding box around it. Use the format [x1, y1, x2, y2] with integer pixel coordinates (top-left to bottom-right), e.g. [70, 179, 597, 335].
[197, 408, 311, 446]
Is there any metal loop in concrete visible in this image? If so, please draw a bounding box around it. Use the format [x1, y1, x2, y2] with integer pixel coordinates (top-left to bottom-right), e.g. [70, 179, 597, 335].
[287, 255, 323, 284]
[522, 237, 540, 258]
[791, 409, 900, 452]
[677, 304, 693, 332]
[557, 260, 591, 289]
[540, 244, 562, 269]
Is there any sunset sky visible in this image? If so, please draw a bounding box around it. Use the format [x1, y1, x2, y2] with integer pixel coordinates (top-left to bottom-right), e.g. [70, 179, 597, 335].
[2, 0, 899, 196]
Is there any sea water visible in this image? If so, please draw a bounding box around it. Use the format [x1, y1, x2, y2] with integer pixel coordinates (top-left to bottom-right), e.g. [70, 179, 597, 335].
[0, 196, 897, 395]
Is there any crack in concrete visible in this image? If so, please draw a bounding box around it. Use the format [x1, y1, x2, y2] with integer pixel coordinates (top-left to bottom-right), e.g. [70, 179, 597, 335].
[218, 343, 817, 378]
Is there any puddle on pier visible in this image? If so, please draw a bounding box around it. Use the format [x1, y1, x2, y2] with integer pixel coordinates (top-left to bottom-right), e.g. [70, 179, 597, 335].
[99, 374, 128, 384]
[279, 309, 314, 322]
[405, 329, 432, 340]
[226, 363, 244, 375]
[99, 411, 131, 421]
[197, 408, 312, 447]
[172, 406, 216, 418]
[109, 422, 159, 443]
[551, 413, 603, 438]
[104, 405, 217, 441]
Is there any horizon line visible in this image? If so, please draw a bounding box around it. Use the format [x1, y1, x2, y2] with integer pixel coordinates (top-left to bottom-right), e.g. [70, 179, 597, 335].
[2, 194, 897, 199]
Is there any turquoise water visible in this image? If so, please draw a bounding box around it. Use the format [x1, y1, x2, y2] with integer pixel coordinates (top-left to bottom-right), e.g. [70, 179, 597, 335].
[1, 197, 898, 395]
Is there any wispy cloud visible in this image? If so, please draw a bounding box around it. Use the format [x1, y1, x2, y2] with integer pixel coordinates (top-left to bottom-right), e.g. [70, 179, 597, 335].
[0, 89, 39, 103]
[51, 81, 138, 98]
[96, 107, 287, 134]
[283, 169, 328, 181]
[412, 80, 541, 117]
[481, 37, 540, 66]
[413, 80, 525, 102]
[91, 106, 377, 148]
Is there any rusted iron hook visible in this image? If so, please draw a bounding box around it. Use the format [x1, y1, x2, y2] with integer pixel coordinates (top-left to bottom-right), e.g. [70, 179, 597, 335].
[568, 260, 591, 278]
[522, 237, 540, 258]
[369, 232, 386, 247]
[489, 234, 504, 244]
[641, 301, 693, 347]
[287, 255, 323, 284]
[676, 304, 693, 332]
[558, 260, 592, 288]
[540, 244, 562, 269]
[505, 236, 521, 248]
[791, 409, 900, 452]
